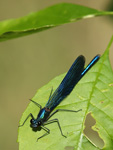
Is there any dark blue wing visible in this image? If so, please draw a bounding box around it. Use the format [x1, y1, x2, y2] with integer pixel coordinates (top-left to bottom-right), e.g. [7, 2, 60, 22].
[45, 55, 85, 111]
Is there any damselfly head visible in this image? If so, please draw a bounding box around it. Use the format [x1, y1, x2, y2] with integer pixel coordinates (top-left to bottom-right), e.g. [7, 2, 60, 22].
[30, 119, 42, 128]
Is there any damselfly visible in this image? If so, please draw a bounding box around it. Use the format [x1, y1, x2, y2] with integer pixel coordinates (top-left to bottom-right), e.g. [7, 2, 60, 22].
[19, 55, 100, 140]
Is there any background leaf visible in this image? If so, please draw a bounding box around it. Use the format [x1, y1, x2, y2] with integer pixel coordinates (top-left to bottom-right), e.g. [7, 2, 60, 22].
[0, 3, 113, 42]
[18, 37, 113, 149]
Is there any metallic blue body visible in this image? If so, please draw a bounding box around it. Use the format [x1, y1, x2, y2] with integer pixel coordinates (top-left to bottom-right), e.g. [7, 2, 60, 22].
[81, 55, 100, 76]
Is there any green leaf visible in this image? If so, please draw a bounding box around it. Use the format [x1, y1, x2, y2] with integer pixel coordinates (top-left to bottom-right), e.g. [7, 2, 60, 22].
[18, 36, 113, 150]
[0, 3, 113, 42]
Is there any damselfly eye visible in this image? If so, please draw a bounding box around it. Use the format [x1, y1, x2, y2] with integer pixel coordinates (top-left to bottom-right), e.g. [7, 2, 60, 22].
[30, 119, 33, 124]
